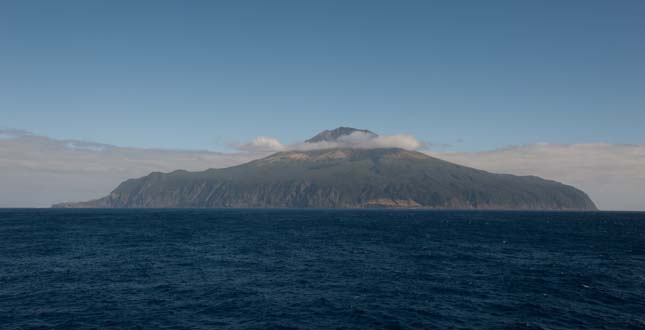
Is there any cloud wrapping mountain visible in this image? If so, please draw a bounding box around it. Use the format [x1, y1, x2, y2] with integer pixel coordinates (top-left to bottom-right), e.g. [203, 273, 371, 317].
[235, 131, 424, 152]
[302, 132, 424, 151]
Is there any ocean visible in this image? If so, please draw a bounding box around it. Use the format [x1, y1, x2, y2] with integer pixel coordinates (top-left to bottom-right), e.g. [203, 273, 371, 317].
[0, 209, 643, 329]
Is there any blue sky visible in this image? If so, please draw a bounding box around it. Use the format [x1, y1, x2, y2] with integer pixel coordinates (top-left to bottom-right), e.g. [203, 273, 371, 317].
[1, 0, 644, 152]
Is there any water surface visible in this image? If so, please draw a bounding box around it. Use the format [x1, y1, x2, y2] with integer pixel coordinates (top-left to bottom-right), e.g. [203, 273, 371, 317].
[1, 209, 643, 329]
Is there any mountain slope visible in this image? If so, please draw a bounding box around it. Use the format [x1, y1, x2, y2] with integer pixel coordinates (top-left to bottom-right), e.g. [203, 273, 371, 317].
[54, 148, 597, 210]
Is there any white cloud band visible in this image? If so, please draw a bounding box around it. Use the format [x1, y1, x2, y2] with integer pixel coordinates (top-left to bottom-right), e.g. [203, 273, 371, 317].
[234, 131, 425, 152]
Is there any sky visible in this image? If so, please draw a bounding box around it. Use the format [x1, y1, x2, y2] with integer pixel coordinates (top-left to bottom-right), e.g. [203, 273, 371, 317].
[2, 0, 644, 152]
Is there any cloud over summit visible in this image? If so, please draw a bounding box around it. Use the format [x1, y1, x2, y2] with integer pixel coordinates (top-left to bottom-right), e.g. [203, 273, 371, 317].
[235, 131, 425, 152]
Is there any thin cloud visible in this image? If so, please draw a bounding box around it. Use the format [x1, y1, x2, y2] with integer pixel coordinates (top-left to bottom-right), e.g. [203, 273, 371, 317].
[234, 136, 286, 152]
[0, 129, 258, 207]
[429, 143, 645, 211]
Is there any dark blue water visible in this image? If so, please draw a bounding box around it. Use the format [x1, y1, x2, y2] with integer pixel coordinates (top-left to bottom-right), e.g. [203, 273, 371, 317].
[1, 209, 644, 329]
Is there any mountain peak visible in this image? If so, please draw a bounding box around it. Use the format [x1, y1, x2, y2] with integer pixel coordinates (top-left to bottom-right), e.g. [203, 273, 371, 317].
[305, 127, 377, 143]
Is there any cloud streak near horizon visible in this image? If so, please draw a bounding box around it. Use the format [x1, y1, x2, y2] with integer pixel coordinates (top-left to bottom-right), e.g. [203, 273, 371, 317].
[1, 129, 643, 210]
[0, 129, 259, 207]
[431, 143, 645, 211]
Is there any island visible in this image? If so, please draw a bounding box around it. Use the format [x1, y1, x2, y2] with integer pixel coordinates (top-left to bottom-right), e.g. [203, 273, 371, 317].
[54, 128, 597, 210]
